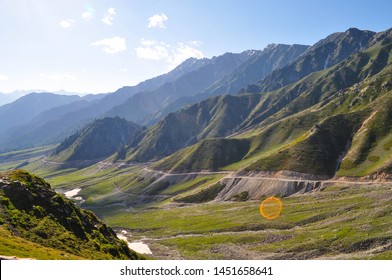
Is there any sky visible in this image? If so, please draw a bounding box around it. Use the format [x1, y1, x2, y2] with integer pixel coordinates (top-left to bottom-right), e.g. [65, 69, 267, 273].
[0, 0, 391, 94]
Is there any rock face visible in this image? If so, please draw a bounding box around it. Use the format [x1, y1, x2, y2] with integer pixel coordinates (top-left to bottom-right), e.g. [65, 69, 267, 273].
[0, 170, 141, 260]
[216, 176, 325, 201]
[127, 169, 328, 204]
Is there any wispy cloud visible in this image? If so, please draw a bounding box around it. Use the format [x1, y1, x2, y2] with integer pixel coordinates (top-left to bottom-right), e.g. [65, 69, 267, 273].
[135, 39, 169, 60]
[59, 19, 75, 29]
[0, 74, 9, 81]
[82, 11, 94, 21]
[102, 7, 116, 25]
[148, 13, 168, 28]
[135, 39, 204, 68]
[40, 73, 77, 81]
[168, 43, 204, 69]
[91, 37, 126, 54]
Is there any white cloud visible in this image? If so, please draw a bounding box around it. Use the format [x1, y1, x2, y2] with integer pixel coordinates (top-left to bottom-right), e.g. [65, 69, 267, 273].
[0, 74, 9, 81]
[140, 39, 159, 47]
[82, 11, 93, 21]
[189, 40, 203, 47]
[102, 7, 116, 25]
[91, 37, 126, 54]
[168, 43, 204, 69]
[108, 7, 115, 15]
[135, 39, 204, 68]
[40, 73, 77, 81]
[59, 19, 75, 29]
[148, 13, 168, 28]
[135, 39, 169, 60]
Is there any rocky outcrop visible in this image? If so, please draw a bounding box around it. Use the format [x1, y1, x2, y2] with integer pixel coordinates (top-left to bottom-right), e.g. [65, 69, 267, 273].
[216, 176, 326, 201]
[136, 169, 328, 202]
[0, 170, 141, 260]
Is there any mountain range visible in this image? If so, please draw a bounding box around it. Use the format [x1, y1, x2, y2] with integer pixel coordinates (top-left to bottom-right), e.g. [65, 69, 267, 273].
[0, 43, 309, 152]
[116, 28, 389, 167]
[150, 27, 392, 178]
[2, 26, 392, 261]
[0, 89, 94, 107]
[2, 27, 392, 180]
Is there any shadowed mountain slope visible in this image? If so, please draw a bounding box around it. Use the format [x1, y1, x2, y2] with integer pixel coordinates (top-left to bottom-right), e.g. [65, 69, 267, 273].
[51, 117, 143, 162]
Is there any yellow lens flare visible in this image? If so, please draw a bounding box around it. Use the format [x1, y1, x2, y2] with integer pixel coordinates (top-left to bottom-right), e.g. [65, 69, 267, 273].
[260, 196, 283, 220]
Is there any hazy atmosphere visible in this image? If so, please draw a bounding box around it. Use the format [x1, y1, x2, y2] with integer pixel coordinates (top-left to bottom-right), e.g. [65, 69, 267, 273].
[0, 0, 391, 93]
[1, 0, 392, 267]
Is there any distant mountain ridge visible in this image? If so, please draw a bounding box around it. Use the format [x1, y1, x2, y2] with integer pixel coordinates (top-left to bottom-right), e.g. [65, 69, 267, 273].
[105, 50, 269, 123]
[0, 89, 95, 106]
[0, 44, 308, 152]
[47, 26, 392, 175]
[142, 44, 310, 124]
[243, 27, 376, 94]
[0, 92, 81, 132]
[51, 117, 143, 162]
[202, 44, 310, 97]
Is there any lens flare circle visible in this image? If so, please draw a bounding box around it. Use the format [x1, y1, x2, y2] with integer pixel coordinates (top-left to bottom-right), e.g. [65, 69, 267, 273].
[260, 196, 283, 220]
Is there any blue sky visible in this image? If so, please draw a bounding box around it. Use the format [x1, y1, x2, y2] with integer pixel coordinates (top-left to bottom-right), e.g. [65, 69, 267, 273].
[0, 0, 391, 94]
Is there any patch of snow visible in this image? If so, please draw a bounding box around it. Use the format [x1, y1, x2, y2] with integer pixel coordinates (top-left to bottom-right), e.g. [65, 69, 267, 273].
[73, 196, 85, 204]
[117, 233, 152, 255]
[128, 242, 153, 255]
[117, 233, 127, 241]
[64, 188, 81, 198]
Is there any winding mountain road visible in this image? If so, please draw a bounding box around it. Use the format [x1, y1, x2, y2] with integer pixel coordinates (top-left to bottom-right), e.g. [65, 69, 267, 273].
[41, 157, 392, 187]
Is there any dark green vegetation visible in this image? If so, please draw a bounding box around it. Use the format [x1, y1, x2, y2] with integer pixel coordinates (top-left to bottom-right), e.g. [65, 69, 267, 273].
[154, 138, 251, 172]
[175, 182, 226, 203]
[0, 170, 142, 260]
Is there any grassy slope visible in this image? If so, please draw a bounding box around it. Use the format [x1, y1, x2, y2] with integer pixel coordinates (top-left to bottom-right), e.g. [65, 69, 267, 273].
[154, 138, 250, 172]
[153, 41, 392, 177]
[127, 94, 263, 162]
[0, 170, 142, 260]
[105, 182, 392, 260]
[3, 153, 390, 260]
[0, 226, 83, 260]
[0, 145, 56, 171]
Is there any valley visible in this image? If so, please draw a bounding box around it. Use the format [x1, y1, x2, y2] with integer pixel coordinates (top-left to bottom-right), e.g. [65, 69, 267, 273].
[1, 149, 391, 259]
[1, 26, 392, 260]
